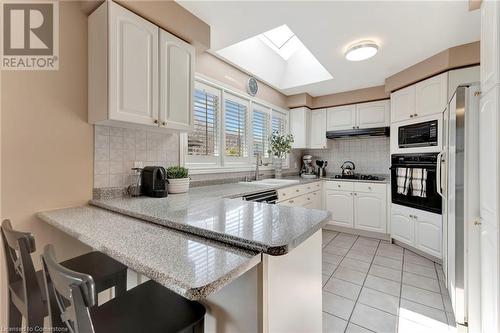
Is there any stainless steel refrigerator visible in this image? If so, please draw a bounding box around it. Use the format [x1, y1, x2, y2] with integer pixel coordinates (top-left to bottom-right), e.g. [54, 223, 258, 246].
[440, 83, 481, 327]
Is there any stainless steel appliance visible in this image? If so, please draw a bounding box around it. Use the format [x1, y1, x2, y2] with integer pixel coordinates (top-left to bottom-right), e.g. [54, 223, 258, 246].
[316, 160, 328, 178]
[442, 84, 480, 326]
[242, 190, 278, 203]
[300, 155, 316, 178]
[141, 166, 168, 198]
[390, 153, 442, 214]
[398, 119, 438, 148]
[340, 161, 355, 177]
[326, 127, 389, 139]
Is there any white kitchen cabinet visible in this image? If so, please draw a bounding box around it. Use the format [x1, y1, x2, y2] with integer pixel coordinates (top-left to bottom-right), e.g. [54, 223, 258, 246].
[415, 72, 448, 117]
[356, 100, 390, 129]
[309, 109, 327, 149]
[414, 210, 442, 258]
[290, 107, 311, 149]
[391, 207, 415, 244]
[277, 183, 322, 209]
[326, 105, 356, 131]
[159, 30, 195, 131]
[88, 2, 194, 131]
[481, 0, 500, 94]
[325, 190, 354, 227]
[391, 85, 416, 123]
[390, 204, 442, 259]
[354, 192, 386, 233]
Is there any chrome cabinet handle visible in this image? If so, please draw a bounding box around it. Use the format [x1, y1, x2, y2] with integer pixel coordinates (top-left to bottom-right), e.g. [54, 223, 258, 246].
[410, 114, 414, 118]
[368, 186, 372, 190]
[296, 189, 300, 192]
[162, 121, 166, 126]
[414, 113, 418, 117]
[289, 200, 294, 203]
[153, 119, 159, 124]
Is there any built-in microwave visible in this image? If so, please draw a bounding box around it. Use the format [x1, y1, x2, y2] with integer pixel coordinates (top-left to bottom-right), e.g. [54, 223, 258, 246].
[398, 120, 438, 149]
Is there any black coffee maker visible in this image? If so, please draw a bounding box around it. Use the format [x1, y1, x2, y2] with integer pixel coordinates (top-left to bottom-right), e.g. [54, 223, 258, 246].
[141, 166, 168, 198]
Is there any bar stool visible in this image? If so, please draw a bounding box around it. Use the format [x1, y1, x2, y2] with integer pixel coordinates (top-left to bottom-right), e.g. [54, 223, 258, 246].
[1, 219, 128, 331]
[41, 244, 206, 333]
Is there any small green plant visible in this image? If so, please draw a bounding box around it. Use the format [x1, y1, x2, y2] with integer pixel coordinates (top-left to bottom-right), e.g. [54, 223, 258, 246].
[269, 131, 294, 159]
[166, 166, 189, 179]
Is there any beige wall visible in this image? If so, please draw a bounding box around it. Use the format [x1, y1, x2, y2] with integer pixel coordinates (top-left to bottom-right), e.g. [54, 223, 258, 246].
[1, 2, 92, 325]
[196, 52, 288, 109]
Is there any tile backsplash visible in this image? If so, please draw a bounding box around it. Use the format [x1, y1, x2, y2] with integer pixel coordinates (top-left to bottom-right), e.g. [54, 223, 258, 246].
[305, 136, 390, 175]
[93, 124, 302, 189]
[94, 125, 179, 188]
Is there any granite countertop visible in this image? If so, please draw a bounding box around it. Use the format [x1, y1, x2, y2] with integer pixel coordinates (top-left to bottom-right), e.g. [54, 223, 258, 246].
[38, 206, 261, 300]
[90, 196, 330, 256]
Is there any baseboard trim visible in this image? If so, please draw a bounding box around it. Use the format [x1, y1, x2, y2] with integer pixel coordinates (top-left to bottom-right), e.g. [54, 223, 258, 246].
[392, 239, 442, 264]
[323, 224, 391, 241]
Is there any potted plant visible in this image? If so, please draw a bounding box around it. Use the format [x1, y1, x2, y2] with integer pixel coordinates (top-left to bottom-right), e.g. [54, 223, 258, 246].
[166, 166, 190, 194]
[269, 132, 294, 178]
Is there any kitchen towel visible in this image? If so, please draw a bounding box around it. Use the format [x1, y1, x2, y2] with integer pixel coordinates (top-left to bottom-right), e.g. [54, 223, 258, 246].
[411, 168, 428, 198]
[396, 168, 411, 195]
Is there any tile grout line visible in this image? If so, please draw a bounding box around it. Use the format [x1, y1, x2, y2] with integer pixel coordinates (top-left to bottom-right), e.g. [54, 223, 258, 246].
[322, 231, 343, 286]
[325, 233, 359, 286]
[343, 237, 381, 333]
[396, 248, 407, 333]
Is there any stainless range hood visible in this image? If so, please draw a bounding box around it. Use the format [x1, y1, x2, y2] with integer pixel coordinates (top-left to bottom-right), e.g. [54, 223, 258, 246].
[326, 126, 390, 139]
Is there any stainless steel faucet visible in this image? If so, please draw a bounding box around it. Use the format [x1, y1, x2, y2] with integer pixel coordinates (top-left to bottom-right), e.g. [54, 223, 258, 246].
[255, 153, 263, 180]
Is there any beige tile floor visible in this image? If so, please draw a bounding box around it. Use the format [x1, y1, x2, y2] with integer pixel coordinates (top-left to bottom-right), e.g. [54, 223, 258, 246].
[322, 230, 456, 333]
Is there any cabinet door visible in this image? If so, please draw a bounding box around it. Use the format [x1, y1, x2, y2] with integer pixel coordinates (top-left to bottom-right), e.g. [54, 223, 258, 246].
[326, 105, 356, 131]
[391, 206, 414, 244]
[390, 85, 416, 123]
[325, 190, 354, 227]
[356, 100, 390, 129]
[290, 107, 310, 149]
[414, 210, 442, 258]
[354, 192, 386, 233]
[415, 72, 448, 118]
[109, 2, 159, 126]
[159, 30, 195, 131]
[481, 0, 500, 94]
[309, 109, 327, 149]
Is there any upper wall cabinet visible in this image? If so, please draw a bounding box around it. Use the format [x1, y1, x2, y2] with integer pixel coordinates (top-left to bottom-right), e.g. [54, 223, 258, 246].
[391, 72, 448, 123]
[159, 31, 195, 131]
[326, 100, 390, 131]
[88, 2, 194, 131]
[310, 109, 327, 149]
[356, 100, 390, 129]
[326, 105, 356, 131]
[290, 107, 311, 149]
[481, 0, 500, 94]
[415, 73, 448, 117]
[391, 85, 416, 123]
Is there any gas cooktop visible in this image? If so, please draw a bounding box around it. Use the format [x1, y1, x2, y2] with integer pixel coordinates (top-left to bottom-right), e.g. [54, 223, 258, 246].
[331, 174, 385, 181]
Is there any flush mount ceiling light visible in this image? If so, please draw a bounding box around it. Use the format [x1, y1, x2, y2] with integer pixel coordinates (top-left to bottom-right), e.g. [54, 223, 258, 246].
[345, 41, 379, 61]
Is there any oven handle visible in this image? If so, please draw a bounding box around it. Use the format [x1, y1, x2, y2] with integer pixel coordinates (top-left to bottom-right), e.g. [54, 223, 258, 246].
[390, 164, 437, 169]
[436, 151, 444, 198]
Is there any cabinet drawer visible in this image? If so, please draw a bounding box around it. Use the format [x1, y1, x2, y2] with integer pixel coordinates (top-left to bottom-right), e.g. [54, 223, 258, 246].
[354, 182, 386, 194]
[301, 181, 322, 194]
[325, 181, 354, 191]
[279, 194, 307, 207]
[278, 185, 303, 200]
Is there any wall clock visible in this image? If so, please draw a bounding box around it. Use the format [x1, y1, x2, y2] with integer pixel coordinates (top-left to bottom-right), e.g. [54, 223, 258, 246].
[247, 77, 258, 96]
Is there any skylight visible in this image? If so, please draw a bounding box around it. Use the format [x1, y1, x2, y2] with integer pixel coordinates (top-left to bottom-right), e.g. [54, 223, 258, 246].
[216, 24, 333, 91]
[258, 25, 300, 60]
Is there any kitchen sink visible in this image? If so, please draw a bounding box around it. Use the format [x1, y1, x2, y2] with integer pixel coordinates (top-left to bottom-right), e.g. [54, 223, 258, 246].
[240, 179, 300, 186]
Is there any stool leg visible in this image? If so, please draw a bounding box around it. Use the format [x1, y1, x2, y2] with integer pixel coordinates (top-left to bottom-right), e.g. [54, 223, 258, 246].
[114, 270, 127, 297]
[27, 313, 44, 332]
[8, 292, 22, 330]
[193, 318, 204, 333]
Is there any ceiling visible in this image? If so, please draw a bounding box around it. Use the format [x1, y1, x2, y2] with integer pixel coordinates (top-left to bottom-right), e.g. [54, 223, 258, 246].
[178, 1, 480, 97]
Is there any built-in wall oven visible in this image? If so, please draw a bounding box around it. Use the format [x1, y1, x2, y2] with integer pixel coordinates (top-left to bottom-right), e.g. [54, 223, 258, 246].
[390, 153, 442, 214]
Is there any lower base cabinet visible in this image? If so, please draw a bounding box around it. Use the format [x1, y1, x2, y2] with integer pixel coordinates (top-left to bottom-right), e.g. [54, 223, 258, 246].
[277, 182, 323, 209]
[391, 204, 442, 259]
[324, 181, 388, 234]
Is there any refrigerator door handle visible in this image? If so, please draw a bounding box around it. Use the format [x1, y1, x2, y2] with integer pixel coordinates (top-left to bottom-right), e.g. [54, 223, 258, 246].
[437, 151, 444, 198]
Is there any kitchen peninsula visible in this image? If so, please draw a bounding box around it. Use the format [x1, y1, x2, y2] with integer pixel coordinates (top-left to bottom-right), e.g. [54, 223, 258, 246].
[38, 181, 330, 333]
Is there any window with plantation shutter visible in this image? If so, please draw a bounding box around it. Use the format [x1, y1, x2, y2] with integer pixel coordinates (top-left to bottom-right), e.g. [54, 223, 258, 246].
[224, 95, 249, 158]
[187, 82, 221, 165]
[272, 110, 287, 135]
[252, 105, 271, 158]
